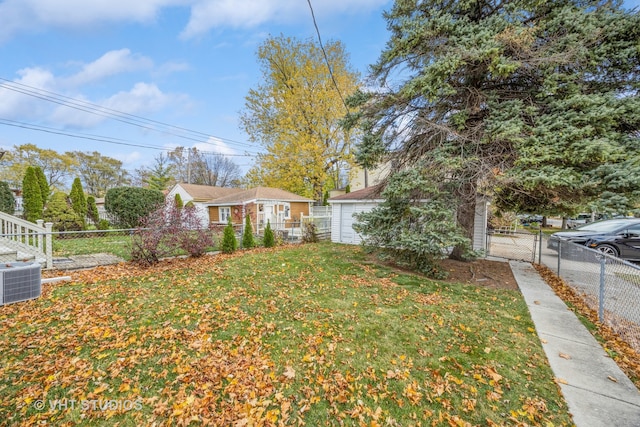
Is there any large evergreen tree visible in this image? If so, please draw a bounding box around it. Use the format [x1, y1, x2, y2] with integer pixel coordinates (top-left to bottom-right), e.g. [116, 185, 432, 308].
[22, 166, 43, 222]
[349, 0, 640, 260]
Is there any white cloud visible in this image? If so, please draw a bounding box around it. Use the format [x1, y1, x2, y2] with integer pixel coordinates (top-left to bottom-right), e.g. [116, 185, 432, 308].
[0, 0, 390, 43]
[115, 150, 143, 166]
[0, 48, 190, 129]
[50, 82, 178, 128]
[0, 0, 186, 42]
[181, 0, 390, 38]
[64, 49, 154, 87]
[0, 67, 57, 119]
[194, 137, 236, 157]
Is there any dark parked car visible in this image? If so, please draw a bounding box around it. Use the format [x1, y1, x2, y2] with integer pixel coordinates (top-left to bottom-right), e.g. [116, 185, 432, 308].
[547, 218, 640, 261]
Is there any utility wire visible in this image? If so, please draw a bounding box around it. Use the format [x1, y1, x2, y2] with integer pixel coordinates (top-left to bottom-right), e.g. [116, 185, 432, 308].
[0, 77, 256, 150]
[0, 118, 256, 157]
[306, 0, 350, 114]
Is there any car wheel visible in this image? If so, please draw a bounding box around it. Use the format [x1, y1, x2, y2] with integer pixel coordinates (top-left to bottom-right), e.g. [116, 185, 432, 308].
[596, 244, 619, 258]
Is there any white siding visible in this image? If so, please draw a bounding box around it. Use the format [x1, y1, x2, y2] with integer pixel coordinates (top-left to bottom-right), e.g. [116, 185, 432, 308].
[330, 204, 342, 244]
[331, 201, 378, 245]
[472, 197, 489, 251]
[165, 184, 210, 225]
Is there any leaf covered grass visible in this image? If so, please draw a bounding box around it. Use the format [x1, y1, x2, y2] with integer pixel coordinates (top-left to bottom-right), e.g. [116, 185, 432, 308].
[0, 243, 572, 426]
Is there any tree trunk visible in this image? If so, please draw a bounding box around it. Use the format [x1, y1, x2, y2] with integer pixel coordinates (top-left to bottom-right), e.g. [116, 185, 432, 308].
[449, 185, 476, 261]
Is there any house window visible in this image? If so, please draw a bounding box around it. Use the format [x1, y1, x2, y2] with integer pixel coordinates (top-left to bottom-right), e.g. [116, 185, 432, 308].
[284, 203, 291, 219]
[219, 207, 231, 223]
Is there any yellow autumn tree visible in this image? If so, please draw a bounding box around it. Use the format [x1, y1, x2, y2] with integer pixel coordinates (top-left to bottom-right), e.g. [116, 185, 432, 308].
[240, 35, 360, 202]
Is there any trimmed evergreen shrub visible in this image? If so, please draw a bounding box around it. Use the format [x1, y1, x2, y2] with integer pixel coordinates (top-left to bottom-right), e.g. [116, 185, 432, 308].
[43, 192, 84, 231]
[0, 181, 15, 215]
[104, 186, 164, 228]
[22, 166, 43, 223]
[69, 177, 87, 229]
[87, 196, 100, 226]
[34, 166, 50, 205]
[97, 219, 110, 230]
[221, 218, 237, 254]
[242, 215, 256, 249]
[174, 193, 184, 209]
[263, 220, 275, 248]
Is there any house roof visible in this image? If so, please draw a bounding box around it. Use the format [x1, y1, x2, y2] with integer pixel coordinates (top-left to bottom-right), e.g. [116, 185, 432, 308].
[207, 187, 314, 205]
[328, 184, 385, 202]
[175, 183, 242, 201]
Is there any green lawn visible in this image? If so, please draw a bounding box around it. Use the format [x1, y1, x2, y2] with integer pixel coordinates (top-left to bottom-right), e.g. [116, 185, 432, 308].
[52, 232, 134, 260]
[0, 243, 572, 426]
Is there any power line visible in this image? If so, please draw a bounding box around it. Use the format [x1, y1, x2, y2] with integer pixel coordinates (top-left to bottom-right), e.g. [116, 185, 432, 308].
[306, 0, 350, 114]
[0, 118, 257, 158]
[0, 77, 256, 150]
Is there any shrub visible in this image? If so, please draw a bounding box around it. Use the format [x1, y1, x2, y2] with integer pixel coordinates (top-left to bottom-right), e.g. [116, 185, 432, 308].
[178, 204, 214, 257]
[242, 215, 256, 249]
[105, 186, 164, 228]
[34, 166, 50, 205]
[221, 218, 237, 254]
[0, 181, 15, 215]
[302, 221, 319, 243]
[69, 177, 87, 229]
[97, 219, 110, 230]
[130, 201, 216, 265]
[174, 193, 184, 209]
[87, 196, 100, 226]
[22, 166, 43, 223]
[263, 220, 275, 248]
[43, 192, 84, 232]
[130, 205, 179, 266]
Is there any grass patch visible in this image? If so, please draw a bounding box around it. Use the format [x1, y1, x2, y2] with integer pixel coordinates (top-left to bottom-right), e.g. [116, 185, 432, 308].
[0, 243, 572, 426]
[52, 232, 133, 260]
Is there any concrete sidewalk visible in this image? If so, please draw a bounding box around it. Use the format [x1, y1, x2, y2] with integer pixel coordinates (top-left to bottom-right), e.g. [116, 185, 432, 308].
[509, 260, 640, 426]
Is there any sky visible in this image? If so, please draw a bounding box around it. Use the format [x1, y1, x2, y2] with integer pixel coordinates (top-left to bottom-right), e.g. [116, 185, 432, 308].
[0, 0, 638, 176]
[0, 0, 394, 174]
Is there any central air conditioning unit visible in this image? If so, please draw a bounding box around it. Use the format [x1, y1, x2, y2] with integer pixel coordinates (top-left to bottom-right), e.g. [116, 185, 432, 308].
[0, 262, 42, 306]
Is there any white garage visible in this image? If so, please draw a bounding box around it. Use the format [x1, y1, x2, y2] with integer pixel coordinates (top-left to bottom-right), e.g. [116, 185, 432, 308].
[328, 185, 384, 245]
[329, 185, 489, 250]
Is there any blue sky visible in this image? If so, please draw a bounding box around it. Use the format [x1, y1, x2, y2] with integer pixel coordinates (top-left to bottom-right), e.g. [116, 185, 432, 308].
[0, 0, 394, 173]
[0, 0, 638, 174]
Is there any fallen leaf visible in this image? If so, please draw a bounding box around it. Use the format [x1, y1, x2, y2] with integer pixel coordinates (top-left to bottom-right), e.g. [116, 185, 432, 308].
[283, 366, 295, 379]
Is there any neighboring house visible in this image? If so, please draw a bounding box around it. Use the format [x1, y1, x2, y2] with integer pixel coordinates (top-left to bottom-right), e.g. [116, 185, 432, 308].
[206, 187, 314, 234]
[329, 184, 489, 251]
[166, 183, 243, 225]
[349, 163, 391, 192]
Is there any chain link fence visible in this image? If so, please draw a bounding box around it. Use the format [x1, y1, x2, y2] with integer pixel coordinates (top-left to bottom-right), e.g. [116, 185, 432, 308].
[486, 230, 541, 263]
[542, 238, 640, 352]
[486, 230, 640, 352]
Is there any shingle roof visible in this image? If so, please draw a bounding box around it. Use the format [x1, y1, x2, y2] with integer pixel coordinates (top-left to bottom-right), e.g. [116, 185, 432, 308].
[328, 184, 385, 201]
[176, 183, 243, 201]
[207, 187, 314, 205]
